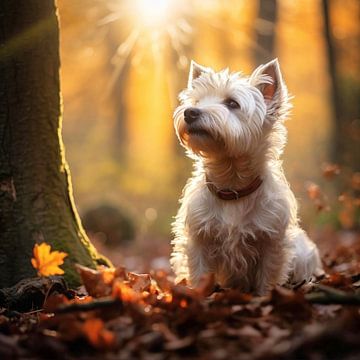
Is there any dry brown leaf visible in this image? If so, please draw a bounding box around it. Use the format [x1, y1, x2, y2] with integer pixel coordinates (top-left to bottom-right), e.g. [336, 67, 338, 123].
[164, 336, 194, 351]
[271, 286, 312, 320]
[338, 193, 356, 229]
[128, 272, 152, 292]
[322, 162, 341, 179]
[43, 294, 70, 312]
[305, 182, 329, 212]
[75, 264, 115, 298]
[306, 182, 321, 200]
[351, 172, 360, 190]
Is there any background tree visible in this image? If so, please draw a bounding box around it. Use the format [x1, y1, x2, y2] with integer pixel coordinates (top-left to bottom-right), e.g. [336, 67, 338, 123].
[321, 0, 343, 165]
[0, 0, 109, 288]
[322, 0, 360, 170]
[254, 0, 278, 65]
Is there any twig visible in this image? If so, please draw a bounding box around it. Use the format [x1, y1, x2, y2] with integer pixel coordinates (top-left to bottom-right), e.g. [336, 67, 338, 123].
[54, 297, 122, 314]
[305, 285, 360, 305]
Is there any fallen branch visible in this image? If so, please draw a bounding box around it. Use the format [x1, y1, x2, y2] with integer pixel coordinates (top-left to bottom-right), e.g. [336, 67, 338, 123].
[305, 285, 360, 305]
[0, 276, 68, 312]
[54, 297, 122, 314]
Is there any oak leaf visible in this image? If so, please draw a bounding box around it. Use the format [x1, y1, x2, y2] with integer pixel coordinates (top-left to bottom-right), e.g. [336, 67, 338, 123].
[31, 243, 68, 277]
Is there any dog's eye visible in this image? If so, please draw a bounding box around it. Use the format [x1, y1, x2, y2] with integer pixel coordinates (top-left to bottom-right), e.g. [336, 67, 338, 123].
[224, 98, 240, 109]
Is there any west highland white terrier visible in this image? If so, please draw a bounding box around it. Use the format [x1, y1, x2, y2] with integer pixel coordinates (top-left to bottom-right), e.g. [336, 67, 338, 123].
[171, 59, 323, 295]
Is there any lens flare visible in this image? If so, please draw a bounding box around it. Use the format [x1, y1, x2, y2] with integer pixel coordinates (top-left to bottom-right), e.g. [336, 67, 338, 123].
[134, 0, 172, 27]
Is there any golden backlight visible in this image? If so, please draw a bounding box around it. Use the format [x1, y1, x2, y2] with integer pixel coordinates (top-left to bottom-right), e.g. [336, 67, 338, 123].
[58, 0, 359, 238]
[133, 0, 172, 27]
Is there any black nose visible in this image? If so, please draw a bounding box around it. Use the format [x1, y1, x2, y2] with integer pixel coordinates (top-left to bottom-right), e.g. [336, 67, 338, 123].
[184, 107, 201, 124]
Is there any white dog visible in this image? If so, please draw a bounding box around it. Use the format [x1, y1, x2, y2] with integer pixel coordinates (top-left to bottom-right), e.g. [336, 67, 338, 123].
[171, 59, 323, 295]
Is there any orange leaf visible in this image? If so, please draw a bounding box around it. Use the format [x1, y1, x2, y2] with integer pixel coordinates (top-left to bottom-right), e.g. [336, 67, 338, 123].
[82, 318, 116, 349]
[321, 162, 340, 179]
[75, 264, 116, 298]
[112, 280, 141, 302]
[305, 182, 330, 212]
[351, 172, 360, 190]
[306, 182, 321, 200]
[31, 243, 68, 277]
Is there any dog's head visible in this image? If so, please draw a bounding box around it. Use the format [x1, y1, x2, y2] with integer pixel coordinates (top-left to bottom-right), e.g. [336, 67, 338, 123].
[174, 59, 290, 158]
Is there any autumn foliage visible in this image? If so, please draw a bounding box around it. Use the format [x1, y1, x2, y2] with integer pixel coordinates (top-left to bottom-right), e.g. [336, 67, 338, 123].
[31, 243, 68, 277]
[2, 166, 359, 358]
[1, 234, 359, 359]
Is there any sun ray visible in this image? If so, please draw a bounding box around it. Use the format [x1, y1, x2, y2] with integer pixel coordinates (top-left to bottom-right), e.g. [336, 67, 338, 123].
[99, 0, 193, 76]
[106, 29, 140, 96]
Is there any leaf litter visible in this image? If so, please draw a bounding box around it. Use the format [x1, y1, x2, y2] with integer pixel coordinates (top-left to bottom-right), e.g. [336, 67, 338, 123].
[1, 233, 360, 359]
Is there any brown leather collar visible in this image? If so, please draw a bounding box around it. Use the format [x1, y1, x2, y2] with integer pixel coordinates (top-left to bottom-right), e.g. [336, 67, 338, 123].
[206, 176, 263, 201]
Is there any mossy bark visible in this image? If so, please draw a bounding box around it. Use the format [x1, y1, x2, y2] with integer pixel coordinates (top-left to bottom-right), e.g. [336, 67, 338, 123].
[0, 0, 111, 288]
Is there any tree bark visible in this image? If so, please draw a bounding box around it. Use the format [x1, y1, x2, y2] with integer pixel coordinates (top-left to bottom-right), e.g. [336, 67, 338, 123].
[254, 0, 278, 66]
[106, 25, 131, 161]
[0, 0, 110, 288]
[321, 0, 343, 165]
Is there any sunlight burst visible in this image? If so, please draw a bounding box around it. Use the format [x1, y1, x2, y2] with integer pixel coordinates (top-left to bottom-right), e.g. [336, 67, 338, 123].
[133, 0, 172, 27]
[101, 0, 192, 85]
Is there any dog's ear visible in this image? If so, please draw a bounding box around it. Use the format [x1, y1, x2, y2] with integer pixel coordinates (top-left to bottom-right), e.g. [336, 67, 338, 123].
[250, 59, 286, 104]
[188, 60, 211, 88]
[250, 59, 290, 120]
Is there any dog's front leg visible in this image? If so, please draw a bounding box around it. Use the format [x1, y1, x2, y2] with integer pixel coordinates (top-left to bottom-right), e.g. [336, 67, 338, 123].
[187, 242, 210, 287]
[288, 228, 324, 284]
[254, 240, 287, 295]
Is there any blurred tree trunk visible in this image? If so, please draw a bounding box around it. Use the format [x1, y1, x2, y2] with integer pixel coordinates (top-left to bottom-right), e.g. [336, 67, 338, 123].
[0, 0, 110, 288]
[254, 0, 278, 65]
[321, 0, 343, 165]
[106, 25, 131, 160]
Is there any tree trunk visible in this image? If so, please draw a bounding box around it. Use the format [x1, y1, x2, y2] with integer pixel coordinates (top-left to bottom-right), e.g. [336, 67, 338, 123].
[105, 25, 131, 161]
[321, 0, 343, 165]
[0, 0, 110, 288]
[254, 0, 278, 65]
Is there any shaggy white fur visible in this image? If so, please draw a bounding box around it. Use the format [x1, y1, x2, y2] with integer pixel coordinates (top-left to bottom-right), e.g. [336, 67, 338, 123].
[171, 59, 323, 295]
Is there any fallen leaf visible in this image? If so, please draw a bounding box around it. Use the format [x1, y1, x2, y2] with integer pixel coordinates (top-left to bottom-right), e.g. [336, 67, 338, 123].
[164, 336, 194, 351]
[31, 243, 68, 277]
[306, 182, 321, 200]
[152, 323, 178, 342]
[43, 294, 69, 313]
[128, 272, 152, 292]
[112, 280, 141, 302]
[75, 264, 115, 298]
[314, 304, 342, 318]
[321, 273, 352, 288]
[137, 331, 164, 351]
[351, 172, 360, 190]
[305, 182, 330, 212]
[271, 286, 312, 320]
[338, 193, 356, 229]
[322, 162, 340, 179]
[82, 318, 116, 350]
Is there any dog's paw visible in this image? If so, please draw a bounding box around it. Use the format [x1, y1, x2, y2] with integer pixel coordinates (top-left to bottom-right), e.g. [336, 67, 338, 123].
[289, 229, 324, 285]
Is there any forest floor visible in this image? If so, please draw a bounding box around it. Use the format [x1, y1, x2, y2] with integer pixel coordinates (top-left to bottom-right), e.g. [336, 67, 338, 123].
[0, 229, 359, 360]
